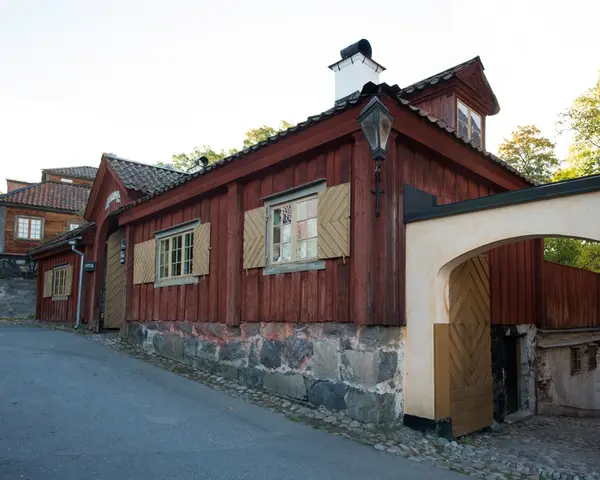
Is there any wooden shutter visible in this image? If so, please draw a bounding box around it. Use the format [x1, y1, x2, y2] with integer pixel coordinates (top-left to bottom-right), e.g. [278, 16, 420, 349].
[243, 207, 266, 269]
[65, 264, 73, 296]
[192, 222, 211, 276]
[43, 270, 52, 298]
[133, 239, 156, 284]
[317, 183, 350, 259]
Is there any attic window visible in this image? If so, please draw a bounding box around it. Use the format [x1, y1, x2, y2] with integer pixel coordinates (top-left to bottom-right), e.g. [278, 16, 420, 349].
[60, 178, 74, 184]
[457, 99, 482, 147]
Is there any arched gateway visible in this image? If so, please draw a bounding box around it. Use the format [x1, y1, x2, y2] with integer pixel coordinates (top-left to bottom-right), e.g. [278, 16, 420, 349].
[403, 174, 600, 437]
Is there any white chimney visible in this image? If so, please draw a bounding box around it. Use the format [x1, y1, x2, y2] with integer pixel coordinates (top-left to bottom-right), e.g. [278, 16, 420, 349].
[329, 39, 386, 103]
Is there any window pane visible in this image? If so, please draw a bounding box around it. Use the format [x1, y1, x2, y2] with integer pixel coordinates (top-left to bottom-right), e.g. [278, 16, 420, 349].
[307, 218, 317, 238]
[297, 201, 307, 221]
[30, 219, 41, 240]
[273, 226, 281, 244]
[282, 243, 291, 262]
[307, 238, 317, 258]
[307, 199, 318, 219]
[281, 205, 292, 224]
[273, 209, 281, 226]
[297, 221, 307, 240]
[471, 111, 482, 147]
[281, 224, 291, 243]
[17, 218, 28, 238]
[297, 240, 307, 259]
[457, 101, 469, 140]
[272, 245, 281, 263]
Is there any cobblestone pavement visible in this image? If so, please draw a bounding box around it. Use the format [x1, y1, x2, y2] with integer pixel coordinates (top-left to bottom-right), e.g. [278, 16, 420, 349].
[24, 321, 600, 480]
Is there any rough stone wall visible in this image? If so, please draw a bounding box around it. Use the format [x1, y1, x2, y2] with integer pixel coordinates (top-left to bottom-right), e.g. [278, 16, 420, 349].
[0, 278, 37, 318]
[124, 321, 405, 425]
[516, 324, 537, 413]
[537, 337, 600, 416]
[490, 324, 536, 421]
[0, 254, 37, 279]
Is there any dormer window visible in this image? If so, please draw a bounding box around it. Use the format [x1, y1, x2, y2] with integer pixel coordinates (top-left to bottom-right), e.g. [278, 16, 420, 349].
[457, 99, 482, 147]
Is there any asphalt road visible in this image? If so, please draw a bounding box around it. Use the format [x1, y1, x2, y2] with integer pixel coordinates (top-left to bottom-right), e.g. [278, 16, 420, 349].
[0, 323, 464, 480]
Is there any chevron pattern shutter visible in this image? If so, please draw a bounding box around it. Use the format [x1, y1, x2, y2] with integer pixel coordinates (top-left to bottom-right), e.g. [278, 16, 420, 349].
[65, 264, 73, 296]
[133, 239, 156, 284]
[317, 183, 350, 259]
[192, 222, 211, 276]
[243, 207, 266, 269]
[43, 270, 52, 298]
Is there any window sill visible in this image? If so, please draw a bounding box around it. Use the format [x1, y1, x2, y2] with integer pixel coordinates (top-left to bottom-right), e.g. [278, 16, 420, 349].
[52, 296, 68, 302]
[263, 260, 325, 276]
[154, 276, 199, 288]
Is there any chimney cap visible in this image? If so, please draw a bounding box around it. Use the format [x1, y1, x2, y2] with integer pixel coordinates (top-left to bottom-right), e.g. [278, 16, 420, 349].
[340, 39, 372, 60]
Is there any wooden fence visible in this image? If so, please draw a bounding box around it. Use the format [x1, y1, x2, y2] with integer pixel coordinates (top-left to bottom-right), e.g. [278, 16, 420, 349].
[541, 261, 600, 329]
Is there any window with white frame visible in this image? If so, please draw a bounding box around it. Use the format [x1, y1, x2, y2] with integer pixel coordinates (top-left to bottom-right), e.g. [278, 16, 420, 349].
[157, 230, 194, 280]
[457, 99, 483, 148]
[270, 195, 319, 264]
[52, 266, 67, 297]
[16, 216, 43, 240]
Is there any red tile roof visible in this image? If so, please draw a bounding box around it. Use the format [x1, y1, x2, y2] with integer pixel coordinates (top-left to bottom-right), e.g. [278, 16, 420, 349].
[0, 182, 91, 212]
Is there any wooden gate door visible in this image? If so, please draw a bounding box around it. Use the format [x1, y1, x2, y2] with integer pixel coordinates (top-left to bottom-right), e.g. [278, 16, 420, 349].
[104, 229, 126, 329]
[448, 255, 493, 437]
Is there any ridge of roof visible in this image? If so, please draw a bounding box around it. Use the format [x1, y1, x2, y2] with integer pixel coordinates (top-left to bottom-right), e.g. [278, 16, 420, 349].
[400, 56, 482, 95]
[42, 166, 99, 180]
[0, 181, 91, 211]
[104, 153, 190, 195]
[104, 153, 190, 173]
[29, 222, 96, 256]
[110, 84, 534, 219]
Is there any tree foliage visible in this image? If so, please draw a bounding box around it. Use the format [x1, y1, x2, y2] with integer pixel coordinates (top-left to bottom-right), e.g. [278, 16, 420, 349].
[557, 73, 600, 176]
[498, 125, 560, 183]
[160, 121, 294, 172]
[164, 145, 238, 172]
[243, 121, 294, 149]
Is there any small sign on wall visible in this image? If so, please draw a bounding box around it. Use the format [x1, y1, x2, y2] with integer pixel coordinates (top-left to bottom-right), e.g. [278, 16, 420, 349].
[84, 262, 97, 272]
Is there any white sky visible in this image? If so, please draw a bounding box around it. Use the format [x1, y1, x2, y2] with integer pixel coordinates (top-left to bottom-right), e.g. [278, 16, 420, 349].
[1, 0, 598, 184]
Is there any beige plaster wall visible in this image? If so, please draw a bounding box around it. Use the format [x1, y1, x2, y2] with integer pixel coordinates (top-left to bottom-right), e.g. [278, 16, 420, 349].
[404, 190, 600, 420]
[538, 343, 600, 414]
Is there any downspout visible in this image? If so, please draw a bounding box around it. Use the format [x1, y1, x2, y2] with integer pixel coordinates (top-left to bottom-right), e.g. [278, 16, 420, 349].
[69, 239, 85, 329]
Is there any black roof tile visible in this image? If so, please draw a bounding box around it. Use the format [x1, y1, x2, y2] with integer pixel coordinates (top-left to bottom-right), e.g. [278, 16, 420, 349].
[42, 166, 98, 180]
[105, 155, 190, 195]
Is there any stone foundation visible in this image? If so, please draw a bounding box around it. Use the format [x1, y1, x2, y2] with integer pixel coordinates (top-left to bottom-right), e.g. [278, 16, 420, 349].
[0, 254, 37, 279]
[123, 321, 405, 425]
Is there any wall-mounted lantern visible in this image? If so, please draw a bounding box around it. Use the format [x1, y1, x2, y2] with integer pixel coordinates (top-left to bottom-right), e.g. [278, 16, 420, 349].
[358, 96, 393, 217]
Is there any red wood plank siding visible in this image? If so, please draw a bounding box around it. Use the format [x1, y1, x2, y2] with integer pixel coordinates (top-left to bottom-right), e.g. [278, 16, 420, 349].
[542, 261, 600, 329]
[129, 192, 227, 323]
[397, 136, 542, 326]
[414, 92, 456, 129]
[37, 250, 83, 323]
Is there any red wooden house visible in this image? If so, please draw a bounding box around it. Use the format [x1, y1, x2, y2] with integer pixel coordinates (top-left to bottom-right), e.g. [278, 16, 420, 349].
[0, 166, 96, 278]
[33, 40, 584, 433]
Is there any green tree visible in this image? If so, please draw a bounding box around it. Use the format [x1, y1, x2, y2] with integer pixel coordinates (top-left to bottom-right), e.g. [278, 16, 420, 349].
[544, 237, 582, 266]
[243, 121, 294, 149]
[557, 73, 600, 176]
[575, 241, 600, 273]
[161, 145, 238, 172]
[161, 121, 294, 172]
[498, 125, 560, 183]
